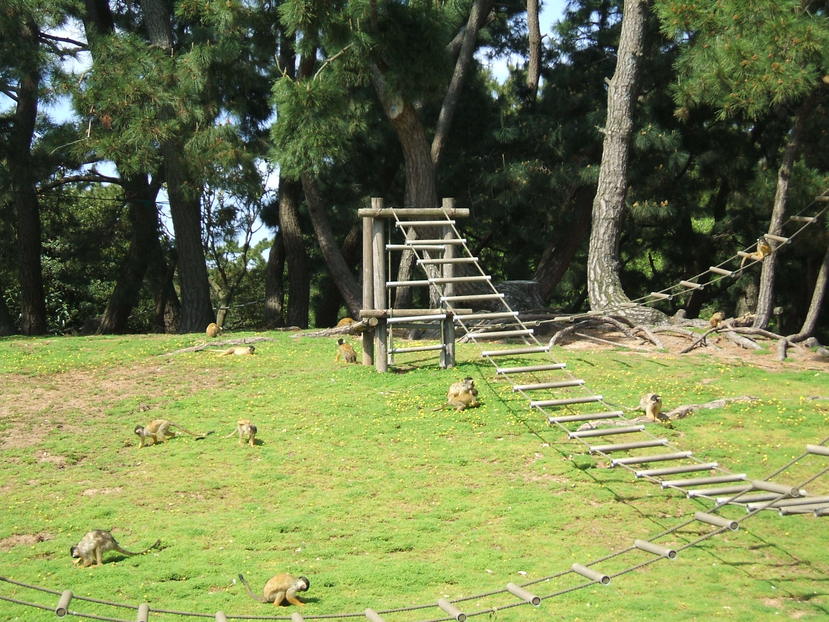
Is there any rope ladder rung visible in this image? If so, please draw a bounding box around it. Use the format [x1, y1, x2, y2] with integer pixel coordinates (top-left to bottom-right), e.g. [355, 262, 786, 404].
[549, 411, 623, 424]
[569, 425, 645, 439]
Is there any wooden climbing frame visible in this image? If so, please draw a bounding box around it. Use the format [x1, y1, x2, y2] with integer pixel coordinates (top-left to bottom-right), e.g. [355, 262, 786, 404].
[358, 197, 470, 372]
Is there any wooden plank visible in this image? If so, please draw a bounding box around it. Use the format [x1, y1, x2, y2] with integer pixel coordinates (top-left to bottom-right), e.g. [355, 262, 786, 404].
[358, 206, 470, 218]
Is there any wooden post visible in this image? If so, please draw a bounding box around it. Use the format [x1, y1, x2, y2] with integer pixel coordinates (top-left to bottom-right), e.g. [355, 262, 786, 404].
[441, 314, 455, 368]
[372, 213, 388, 373]
[362, 200, 378, 366]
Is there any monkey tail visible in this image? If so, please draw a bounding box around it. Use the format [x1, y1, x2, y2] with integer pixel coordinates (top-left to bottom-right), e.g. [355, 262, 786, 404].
[114, 539, 160, 557]
[238, 574, 267, 603]
[170, 424, 210, 438]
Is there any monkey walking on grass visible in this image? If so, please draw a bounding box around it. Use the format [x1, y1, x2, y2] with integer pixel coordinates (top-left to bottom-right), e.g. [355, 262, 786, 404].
[71, 530, 159, 567]
[239, 573, 310, 607]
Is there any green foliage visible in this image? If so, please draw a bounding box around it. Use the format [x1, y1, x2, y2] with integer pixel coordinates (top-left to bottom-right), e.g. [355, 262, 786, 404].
[0, 334, 827, 621]
[654, 0, 829, 119]
[270, 72, 369, 178]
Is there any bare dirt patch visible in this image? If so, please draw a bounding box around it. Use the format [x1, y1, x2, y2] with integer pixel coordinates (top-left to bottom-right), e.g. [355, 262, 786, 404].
[558, 325, 827, 372]
[0, 532, 53, 551]
[0, 359, 233, 450]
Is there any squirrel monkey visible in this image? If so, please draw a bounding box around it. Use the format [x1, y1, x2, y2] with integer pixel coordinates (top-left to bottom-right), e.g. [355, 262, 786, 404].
[447, 377, 480, 411]
[134, 419, 211, 448]
[640, 393, 667, 422]
[206, 322, 222, 338]
[335, 338, 357, 363]
[708, 311, 725, 328]
[70, 530, 159, 567]
[218, 345, 255, 356]
[239, 573, 310, 607]
[226, 419, 257, 446]
[739, 237, 772, 269]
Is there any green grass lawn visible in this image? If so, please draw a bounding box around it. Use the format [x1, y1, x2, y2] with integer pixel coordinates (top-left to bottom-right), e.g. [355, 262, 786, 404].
[0, 331, 827, 621]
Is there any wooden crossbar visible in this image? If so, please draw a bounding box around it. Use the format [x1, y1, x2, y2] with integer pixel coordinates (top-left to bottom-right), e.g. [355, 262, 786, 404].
[686, 484, 753, 498]
[635, 463, 718, 478]
[403, 238, 466, 245]
[751, 480, 807, 496]
[695, 511, 738, 531]
[482, 346, 550, 357]
[441, 293, 504, 301]
[437, 598, 466, 621]
[455, 311, 519, 321]
[569, 425, 644, 439]
[590, 439, 668, 453]
[716, 492, 781, 505]
[417, 257, 478, 264]
[466, 329, 534, 339]
[496, 363, 566, 374]
[634, 539, 676, 559]
[745, 495, 829, 510]
[395, 220, 455, 227]
[386, 244, 445, 251]
[549, 411, 623, 424]
[679, 280, 703, 289]
[513, 380, 585, 391]
[390, 344, 445, 354]
[532, 395, 602, 408]
[661, 474, 746, 488]
[764, 233, 789, 243]
[611, 452, 692, 466]
[571, 563, 610, 585]
[709, 266, 733, 276]
[387, 314, 447, 324]
[506, 583, 541, 606]
[359, 207, 470, 218]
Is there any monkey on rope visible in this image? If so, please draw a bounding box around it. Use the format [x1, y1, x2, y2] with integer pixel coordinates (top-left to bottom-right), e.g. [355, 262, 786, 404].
[238, 573, 310, 606]
[71, 530, 159, 567]
[739, 237, 772, 269]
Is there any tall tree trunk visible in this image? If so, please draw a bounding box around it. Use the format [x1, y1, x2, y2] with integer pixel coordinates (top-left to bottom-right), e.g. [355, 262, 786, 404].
[534, 187, 593, 301]
[301, 174, 362, 317]
[97, 176, 160, 333]
[526, 0, 541, 102]
[787, 245, 829, 342]
[586, 0, 662, 324]
[83, 0, 165, 333]
[10, 18, 47, 335]
[263, 229, 285, 328]
[140, 0, 214, 333]
[147, 245, 180, 332]
[0, 283, 14, 335]
[279, 178, 310, 328]
[753, 103, 809, 329]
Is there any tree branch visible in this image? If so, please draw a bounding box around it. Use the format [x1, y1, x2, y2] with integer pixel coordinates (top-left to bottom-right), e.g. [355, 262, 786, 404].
[38, 174, 122, 193]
